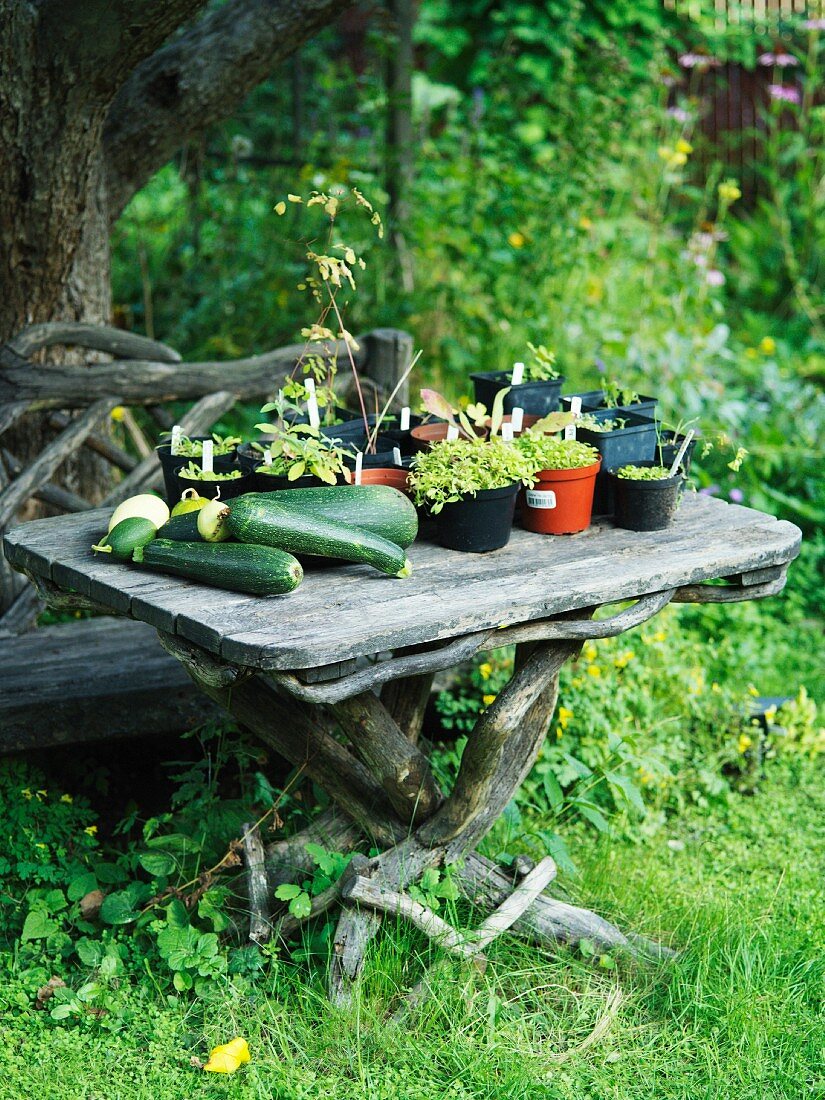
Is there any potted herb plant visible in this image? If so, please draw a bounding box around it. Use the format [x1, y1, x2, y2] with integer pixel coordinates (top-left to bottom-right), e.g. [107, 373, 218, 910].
[574, 410, 657, 515]
[470, 342, 565, 415]
[408, 390, 535, 552]
[514, 433, 601, 535]
[608, 461, 685, 531]
[656, 418, 699, 475]
[562, 378, 657, 420]
[157, 432, 240, 504]
[250, 423, 350, 491]
[174, 461, 251, 502]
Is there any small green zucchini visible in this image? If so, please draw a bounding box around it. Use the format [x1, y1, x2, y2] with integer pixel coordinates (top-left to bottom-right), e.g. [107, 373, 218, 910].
[133, 539, 303, 595]
[156, 512, 204, 542]
[92, 517, 157, 561]
[226, 496, 412, 578]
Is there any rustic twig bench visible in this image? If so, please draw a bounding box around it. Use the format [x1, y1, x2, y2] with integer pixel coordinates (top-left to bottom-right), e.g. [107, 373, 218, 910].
[3, 493, 800, 1004]
[0, 322, 412, 751]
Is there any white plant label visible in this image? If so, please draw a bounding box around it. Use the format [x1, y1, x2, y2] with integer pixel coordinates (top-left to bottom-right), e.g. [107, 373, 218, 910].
[669, 428, 695, 478]
[564, 424, 577, 441]
[400, 407, 411, 431]
[392, 447, 402, 467]
[170, 425, 182, 455]
[305, 377, 321, 429]
[511, 407, 524, 432]
[446, 423, 460, 441]
[570, 396, 583, 417]
[501, 423, 514, 442]
[201, 439, 214, 474]
[354, 451, 363, 485]
[525, 489, 557, 510]
[511, 361, 525, 386]
[263, 448, 272, 466]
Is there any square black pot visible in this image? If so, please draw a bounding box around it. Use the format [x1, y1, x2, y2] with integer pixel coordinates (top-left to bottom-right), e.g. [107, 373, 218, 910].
[576, 411, 657, 515]
[470, 371, 564, 416]
[562, 390, 658, 420]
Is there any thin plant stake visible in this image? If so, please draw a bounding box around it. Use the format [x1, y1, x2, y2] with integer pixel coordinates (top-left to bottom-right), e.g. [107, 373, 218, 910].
[511, 407, 524, 432]
[201, 439, 214, 474]
[668, 429, 695, 478]
[354, 451, 363, 485]
[170, 424, 182, 455]
[511, 361, 525, 386]
[305, 377, 321, 429]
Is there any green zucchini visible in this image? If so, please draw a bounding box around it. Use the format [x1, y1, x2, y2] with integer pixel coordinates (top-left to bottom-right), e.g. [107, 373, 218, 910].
[227, 496, 412, 578]
[133, 540, 303, 595]
[156, 512, 205, 542]
[241, 484, 418, 548]
[92, 517, 157, 560]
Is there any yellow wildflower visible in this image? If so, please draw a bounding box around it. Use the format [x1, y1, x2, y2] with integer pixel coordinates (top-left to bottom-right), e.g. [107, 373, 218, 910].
[556, 725, 564, 740]
[657, 145, 673, 161]
[747, 685, 759, 697]
[21, 788, 33, 800]
[571, 677, 583, 689]
[578, 216, 593, 230]
[274, 201, 286, 215]
[60, 793, 73, 804]
[478, 662, 493, 681]
[637, 768, 655, 786]
[36, 843, 47, 850]
[653, 631, 666, 643]
[587, 665, 602, 678]
[508, 231, 526, 248]
[84, 825, 98, 837]
[110, 406, 125, 422]
[614, 650, 635, 669]
[718, 179, 742, 204]
[737, 733, 753, 754]
[675, 139, 693, 155]
[745, 347, 759, 360]
[583, 643, 597, 663]
[203, 1037, 251, 1075]
[759, 336, 776, 355]
[558, 706, 573, 730]
[482, 694, 497, 707]
[669, 151, 688, 168]
[711, 682, 721, 694]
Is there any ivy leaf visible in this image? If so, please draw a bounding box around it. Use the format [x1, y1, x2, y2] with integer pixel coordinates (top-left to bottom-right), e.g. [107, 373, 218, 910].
[21, 910, 59, 942]
[288, 892, 312, 920]
[275, 883, 302, 901]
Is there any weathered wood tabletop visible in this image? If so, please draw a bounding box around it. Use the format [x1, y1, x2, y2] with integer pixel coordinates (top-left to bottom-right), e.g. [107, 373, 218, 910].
[4, 493, 800, 674]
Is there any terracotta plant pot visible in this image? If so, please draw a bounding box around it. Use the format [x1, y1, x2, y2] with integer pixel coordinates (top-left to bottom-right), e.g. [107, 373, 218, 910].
[410, 415, 539, 453]
[356, 467, 411, 495]
[520, 458, 601, 535]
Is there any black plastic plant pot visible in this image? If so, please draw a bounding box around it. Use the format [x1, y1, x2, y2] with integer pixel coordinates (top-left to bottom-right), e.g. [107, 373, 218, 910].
[608, 462, 685, 532]
[157, 439, 238, 504]
[251, 470, 337, 492]
[283, 405, 353, 427]
[470, 371, 564, 416]
[657, 431, 697, 477]
[170, 469, 252, 505]
[340, 433, 401, 470]
[381, 413, 425, 456]
[576, 411, 657, 515]
[434, 483, 519, 553]
[562, 391, 658, 420]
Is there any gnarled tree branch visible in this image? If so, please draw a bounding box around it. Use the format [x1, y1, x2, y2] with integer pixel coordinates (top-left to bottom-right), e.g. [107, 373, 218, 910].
[104, 0, 354, 220]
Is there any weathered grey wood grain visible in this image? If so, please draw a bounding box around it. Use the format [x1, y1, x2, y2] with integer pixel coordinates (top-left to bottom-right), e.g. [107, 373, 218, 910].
[48, 411, 138, 472]
[243, 824, 273, 945]
[0, 399, 119, 529]
[1, 448, 90, 512]
[0, 401, 30, 436]
[3, 495, 801, 673]
[381, 672, 436, 745]
[0, 617, 218, 753]
[7, 322, 182, 363]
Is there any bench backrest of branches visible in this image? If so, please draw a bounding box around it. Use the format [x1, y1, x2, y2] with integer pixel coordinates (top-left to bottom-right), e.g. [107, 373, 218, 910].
[0, 322, 413, 636]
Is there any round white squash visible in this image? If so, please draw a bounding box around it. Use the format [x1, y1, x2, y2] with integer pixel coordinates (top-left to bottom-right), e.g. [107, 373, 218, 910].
[107, 494, 170, 532]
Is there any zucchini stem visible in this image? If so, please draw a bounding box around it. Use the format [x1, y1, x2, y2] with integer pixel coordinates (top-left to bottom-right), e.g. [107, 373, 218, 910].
[91, 542, 112, 554]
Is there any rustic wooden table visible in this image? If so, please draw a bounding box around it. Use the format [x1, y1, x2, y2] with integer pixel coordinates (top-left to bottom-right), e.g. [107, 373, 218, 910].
[4, 494, 801, 1006]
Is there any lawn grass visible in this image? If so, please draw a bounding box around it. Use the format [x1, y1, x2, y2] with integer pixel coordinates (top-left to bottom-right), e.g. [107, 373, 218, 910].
[3, 756, 822, 1100]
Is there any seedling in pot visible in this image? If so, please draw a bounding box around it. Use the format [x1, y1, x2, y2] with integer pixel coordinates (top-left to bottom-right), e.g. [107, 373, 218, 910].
[158, 432, 241, 458]
[178, 462, 245, 482]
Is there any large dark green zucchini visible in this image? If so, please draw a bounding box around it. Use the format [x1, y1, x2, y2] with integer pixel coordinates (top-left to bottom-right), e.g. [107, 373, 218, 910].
[156, 512, 205, 542]
[242, 484, 418, 548]
[226, 496, 412, 578]
[133, 540, 303, 595]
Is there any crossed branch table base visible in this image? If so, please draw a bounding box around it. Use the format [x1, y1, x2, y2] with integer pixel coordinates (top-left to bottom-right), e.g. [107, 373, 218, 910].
[4, 496, 800, 1005]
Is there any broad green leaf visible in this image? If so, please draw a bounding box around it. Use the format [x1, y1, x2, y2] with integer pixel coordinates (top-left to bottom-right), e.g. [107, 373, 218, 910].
[138, 851, 176, 877]
[99, 890, 140, 926]
[68, 872, 98, 902]
[288, 891, 312, 920]
[275, 883, 302, 901]
[605, 771, 646, 814]
[576, 802, 610, 833]
[21, 910, 59, 942]
[541, 769, 565, 812]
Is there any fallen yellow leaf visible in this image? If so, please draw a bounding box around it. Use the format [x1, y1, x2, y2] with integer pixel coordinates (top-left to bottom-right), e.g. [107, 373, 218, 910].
[203, 1036, 251, 1074]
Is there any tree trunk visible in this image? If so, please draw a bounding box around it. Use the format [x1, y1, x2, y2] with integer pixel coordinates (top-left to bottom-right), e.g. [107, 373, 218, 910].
[0, 6, 112, 504]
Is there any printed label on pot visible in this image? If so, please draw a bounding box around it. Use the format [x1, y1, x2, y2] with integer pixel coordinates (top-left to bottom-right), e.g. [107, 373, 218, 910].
[525, 489, 557, 509]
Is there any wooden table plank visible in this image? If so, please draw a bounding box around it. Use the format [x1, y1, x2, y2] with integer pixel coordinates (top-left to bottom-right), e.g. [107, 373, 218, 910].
[3, 496, 801, 672]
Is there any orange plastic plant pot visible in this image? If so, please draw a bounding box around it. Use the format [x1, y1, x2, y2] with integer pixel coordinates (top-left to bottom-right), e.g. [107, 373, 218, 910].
[356, 467, 412, 496]
[520, 458, 601, 535]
